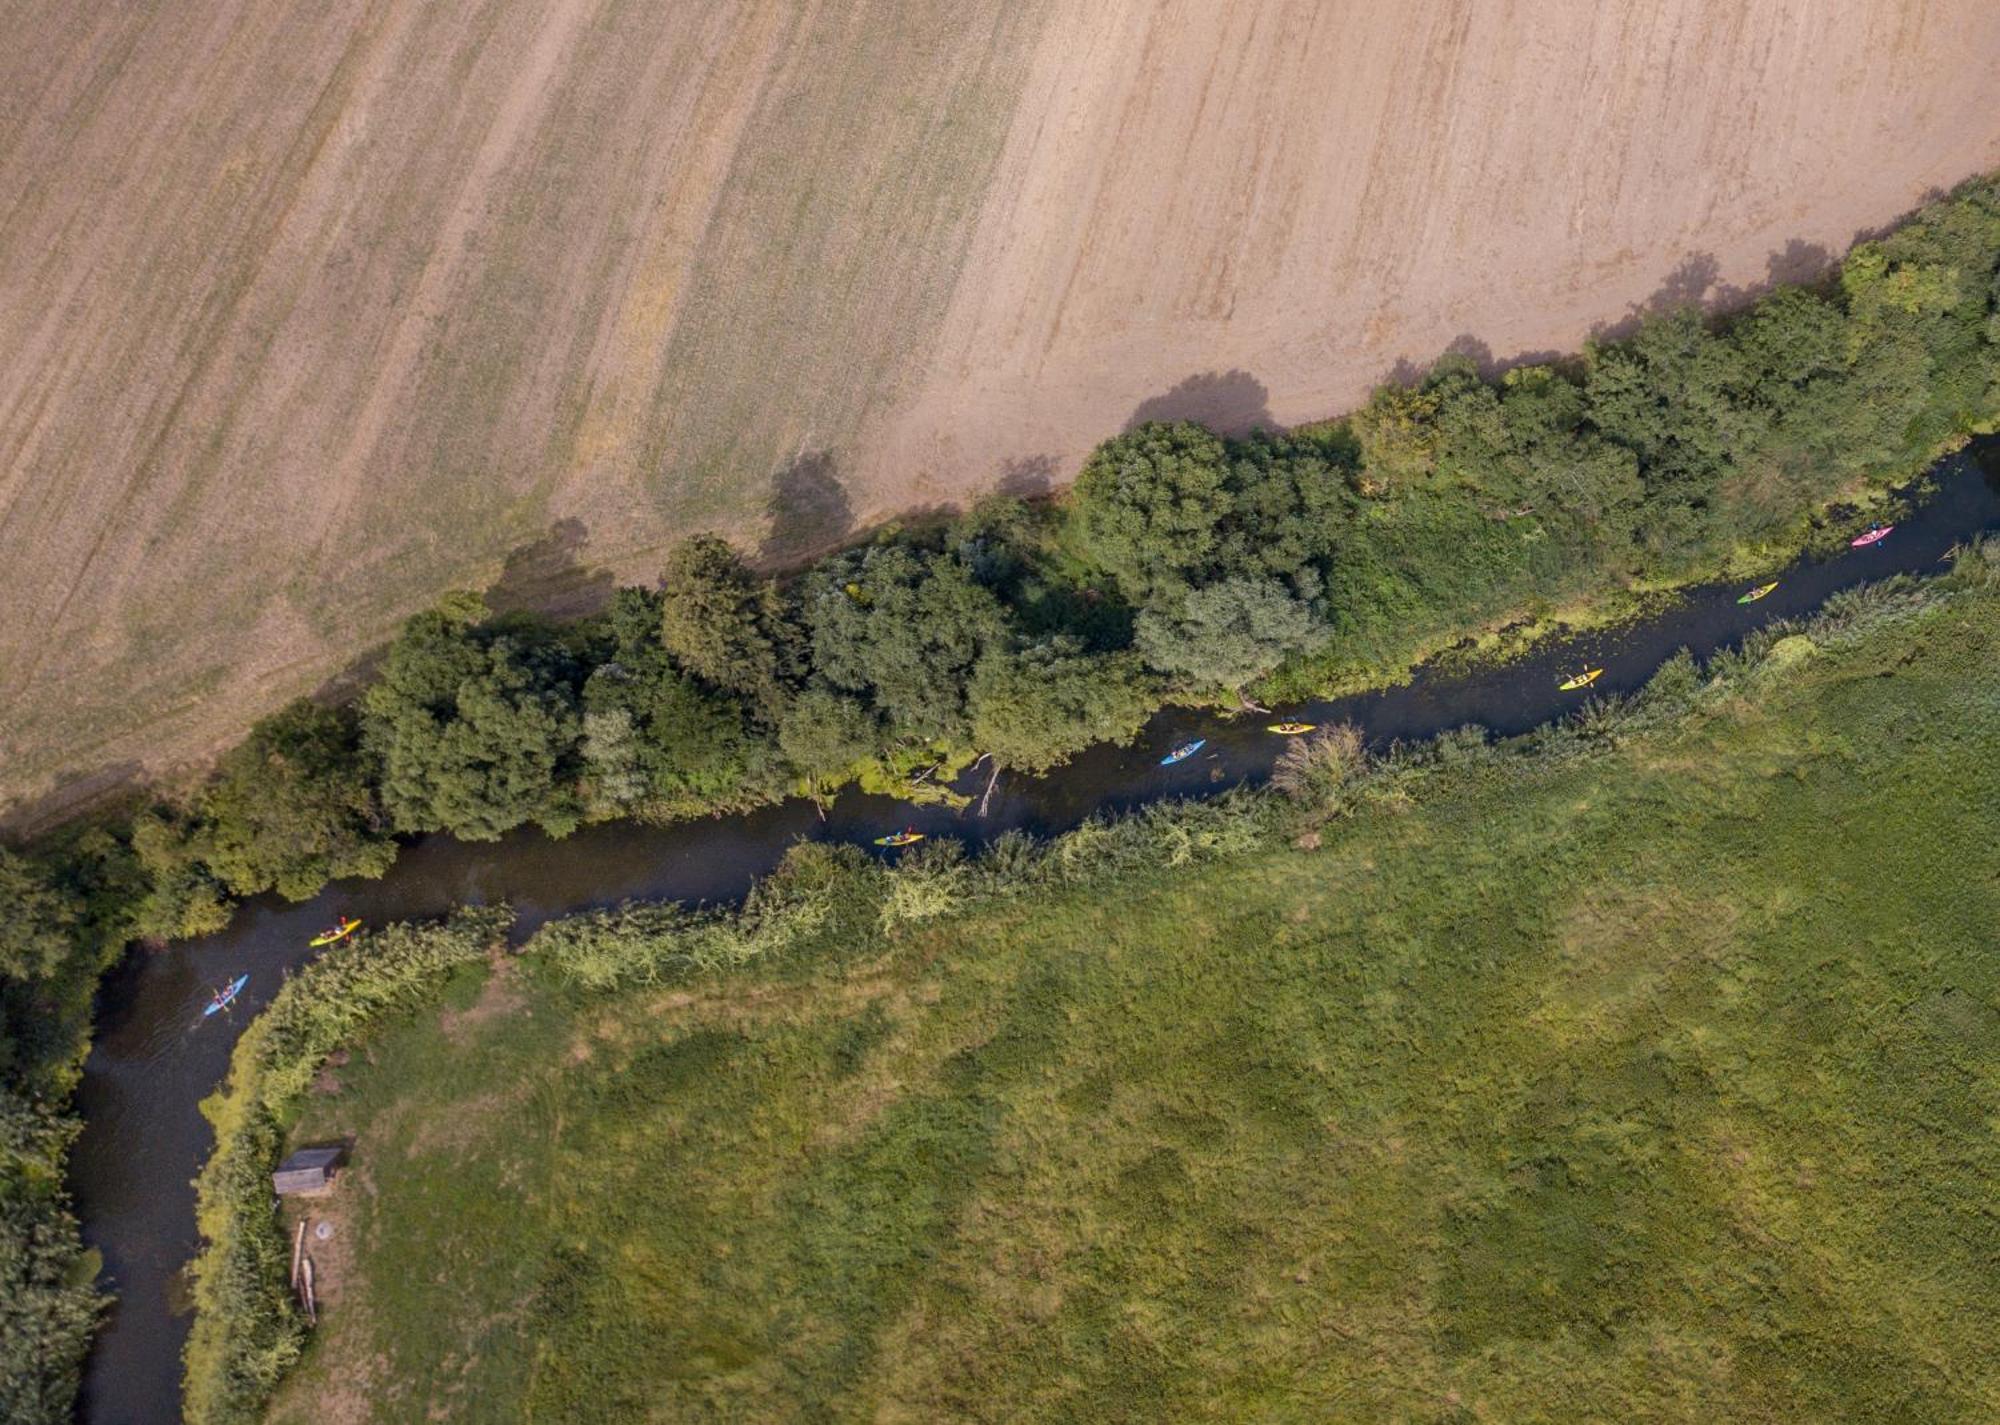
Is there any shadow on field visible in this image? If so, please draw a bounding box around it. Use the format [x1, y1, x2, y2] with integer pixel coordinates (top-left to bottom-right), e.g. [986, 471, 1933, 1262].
[0, 760, 145, 838]
[996, 455, 1057, 499]
[1372, 236, 1845, 392]
[487, 518, 616, 619]
[1589, 239, 1836, 345]
[760, 451, 854, 565]
[1126, 369, 1272, 435]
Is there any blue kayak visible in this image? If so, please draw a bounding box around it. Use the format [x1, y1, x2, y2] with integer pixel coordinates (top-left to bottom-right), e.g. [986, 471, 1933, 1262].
[1160, 739, 1207, 766]
[204, 974, 249, 1018]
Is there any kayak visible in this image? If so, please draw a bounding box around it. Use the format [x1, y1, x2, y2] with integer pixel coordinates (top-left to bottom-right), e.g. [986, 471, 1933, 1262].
[309, 917, 361, 947]
[203, 974, 249, 1018]
[1160, 739, 1207, 766]
[1267, 723, 1316, 736]
[1737, 581, 1779, 604]
[1851, 525, 1893, 547]
[1558, 668, 1604, 691]
[873, 830, 924, 848]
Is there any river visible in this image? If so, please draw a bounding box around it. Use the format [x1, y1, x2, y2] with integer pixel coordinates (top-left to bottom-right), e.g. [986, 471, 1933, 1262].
[70, 438, 2000, 1424]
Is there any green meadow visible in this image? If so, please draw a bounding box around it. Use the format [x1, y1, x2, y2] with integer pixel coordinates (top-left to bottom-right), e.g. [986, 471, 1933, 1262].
[267, 575, 2000, 1423]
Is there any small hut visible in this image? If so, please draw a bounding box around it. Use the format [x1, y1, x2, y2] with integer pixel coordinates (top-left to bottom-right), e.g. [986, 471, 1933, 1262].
[272, 1146, 343, 1196]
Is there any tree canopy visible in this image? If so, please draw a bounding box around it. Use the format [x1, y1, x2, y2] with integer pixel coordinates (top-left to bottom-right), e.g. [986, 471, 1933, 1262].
[657, 535, 801, 720]
[0, 853, 76, 985]
[1135, 576, 1324, 692]
[362, 598, 584, 841]
[969, 639, 1155, 773]
[198, 701, 395, 900]
[802, 547, 1009, 743]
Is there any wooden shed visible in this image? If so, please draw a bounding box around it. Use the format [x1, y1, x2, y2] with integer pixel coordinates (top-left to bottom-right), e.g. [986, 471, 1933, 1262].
[272, 1146, 343, 1196]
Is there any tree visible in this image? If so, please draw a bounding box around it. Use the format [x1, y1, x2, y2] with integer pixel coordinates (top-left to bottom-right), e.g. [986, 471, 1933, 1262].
[362, 598, 584, 841]
[657, 535, 800, 719]
[777, 685, 880, 789]
[968, 639, 1154, 773]
[128, 810, 232, 941]
[581, 651, 773, 816]
[802, 546, 1008, 742]
[1585, 309, 1762, 560]
[0, 853, 76, 984]
[1350, 380, 1443, 489]
[0, 1091, 102, 1425]
[578, 708, 650, 815]
[1210, 432, 1346, 581]
[1070, 422, 1232, 600]
[198, 701, 394, 901]
[1135, 575, 1324, 692]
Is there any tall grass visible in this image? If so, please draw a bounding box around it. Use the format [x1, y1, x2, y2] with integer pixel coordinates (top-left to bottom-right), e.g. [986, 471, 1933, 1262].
[197, 564, 2000, 1421]
[249, 570, 2000, 1422]
[182, 909, 510, 1425]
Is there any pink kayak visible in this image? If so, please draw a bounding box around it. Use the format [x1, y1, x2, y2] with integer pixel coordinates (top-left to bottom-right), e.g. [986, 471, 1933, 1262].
[1850, 525, 1893, 547]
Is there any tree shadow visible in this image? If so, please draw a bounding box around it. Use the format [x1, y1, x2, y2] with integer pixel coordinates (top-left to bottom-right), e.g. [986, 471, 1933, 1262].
[1973, 435, 2000, 494]
[1849, 184, 1948, 248]
[1587, 237, 1839, 346]
[1126, 369, 1273, 435]
[1763, 237, 1834, 289]
[485, 517, 616, 619]
[0, 759, 146, 838]
[1351, 229, 1845, 410]
[1433, 334, 1572, 383]
[759, 450, 855, 566]
[995, 455, 1056, 499]
[1588, 251, 1747, 344]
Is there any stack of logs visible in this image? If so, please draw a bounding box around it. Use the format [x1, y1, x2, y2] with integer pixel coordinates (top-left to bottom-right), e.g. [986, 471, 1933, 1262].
[290, 1219, 318, 1326]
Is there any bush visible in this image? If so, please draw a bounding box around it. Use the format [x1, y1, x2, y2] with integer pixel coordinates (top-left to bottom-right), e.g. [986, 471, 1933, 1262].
[1272, 723, 1369, 818]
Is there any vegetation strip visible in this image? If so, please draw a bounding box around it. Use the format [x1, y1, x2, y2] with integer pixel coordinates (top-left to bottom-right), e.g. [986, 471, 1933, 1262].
[181, 910, 510, 1425]
[4, 172, 2000, 1419]
[250, 552, 1997, 1421]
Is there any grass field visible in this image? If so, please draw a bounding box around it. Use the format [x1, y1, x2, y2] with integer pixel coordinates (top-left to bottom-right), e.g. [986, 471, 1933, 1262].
[6, 0, 2000, 823]
[261, 576, 2000, 1423]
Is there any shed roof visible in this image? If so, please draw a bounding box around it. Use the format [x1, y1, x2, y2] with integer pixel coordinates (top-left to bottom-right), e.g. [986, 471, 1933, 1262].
[277, 1146, 343, 1172]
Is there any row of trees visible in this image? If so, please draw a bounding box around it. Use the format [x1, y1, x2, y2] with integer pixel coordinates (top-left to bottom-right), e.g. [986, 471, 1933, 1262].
[111, 176, 2000, 937]
[1, 827, 148, 1423]
[6, 173, 2000, 1420]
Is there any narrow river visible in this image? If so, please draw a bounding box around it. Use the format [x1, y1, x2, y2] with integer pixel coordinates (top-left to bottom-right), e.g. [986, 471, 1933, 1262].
[71, 439, 2000, 1424]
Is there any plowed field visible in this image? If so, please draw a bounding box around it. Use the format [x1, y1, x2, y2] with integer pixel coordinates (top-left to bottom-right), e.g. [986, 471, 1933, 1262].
[4, 0, 1997, 820]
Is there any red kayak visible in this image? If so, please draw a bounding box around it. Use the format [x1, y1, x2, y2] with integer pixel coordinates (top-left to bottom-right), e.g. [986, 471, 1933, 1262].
[1850, 525, 1893, 548]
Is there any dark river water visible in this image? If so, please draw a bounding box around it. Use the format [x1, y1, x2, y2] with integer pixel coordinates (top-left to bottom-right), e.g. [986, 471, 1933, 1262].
[71, 440, 2000, 1424]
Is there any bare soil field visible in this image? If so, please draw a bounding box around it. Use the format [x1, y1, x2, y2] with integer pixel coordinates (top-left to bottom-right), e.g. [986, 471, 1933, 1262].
[3, 0, 1998, 822]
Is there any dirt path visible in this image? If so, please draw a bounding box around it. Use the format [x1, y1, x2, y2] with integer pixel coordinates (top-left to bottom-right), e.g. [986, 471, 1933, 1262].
[3, 0, 1998, 824]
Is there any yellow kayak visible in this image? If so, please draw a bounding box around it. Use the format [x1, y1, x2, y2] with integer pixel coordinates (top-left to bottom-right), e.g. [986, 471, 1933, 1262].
[1558, 668, 1604, 691]
[873, 830, 924, 848]
[1737, 581, 1779, 604]
[1267, 722, 1316, 736]
[309, 917, 361, 947]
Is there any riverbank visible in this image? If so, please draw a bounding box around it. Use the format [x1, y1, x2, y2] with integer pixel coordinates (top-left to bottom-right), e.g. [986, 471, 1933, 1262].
[69, 451, 2000, 1425]
[31, 167, 2000, 1419]
[227, 548, 2000, 1421]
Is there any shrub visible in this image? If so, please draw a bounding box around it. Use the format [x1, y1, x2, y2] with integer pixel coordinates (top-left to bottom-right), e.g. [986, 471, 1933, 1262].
[1273, 723, 1369, 819]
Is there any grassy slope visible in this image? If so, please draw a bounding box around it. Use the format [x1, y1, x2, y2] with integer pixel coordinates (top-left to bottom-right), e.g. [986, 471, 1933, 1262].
[271, 585, 2000, 1423]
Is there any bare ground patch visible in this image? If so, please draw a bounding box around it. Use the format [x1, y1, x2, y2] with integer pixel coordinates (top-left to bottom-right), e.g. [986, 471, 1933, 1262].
[267, 1165, 379, 1425]
[438, 953, 527, 1047]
